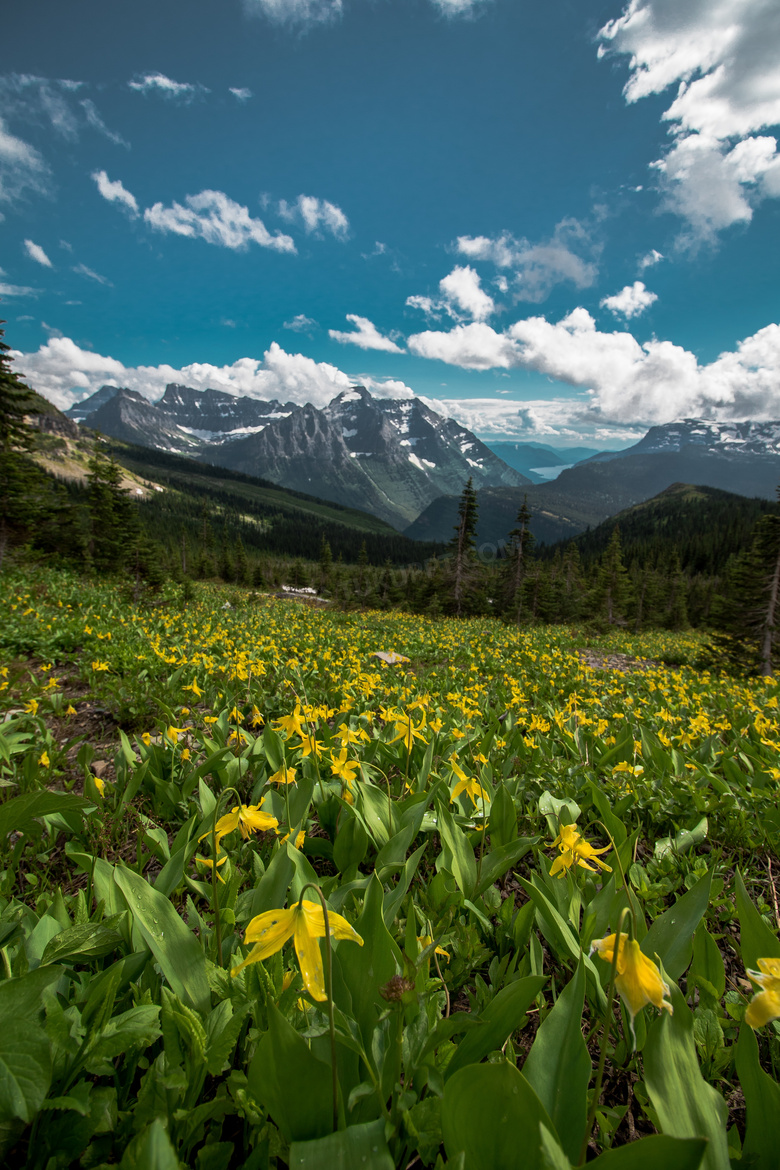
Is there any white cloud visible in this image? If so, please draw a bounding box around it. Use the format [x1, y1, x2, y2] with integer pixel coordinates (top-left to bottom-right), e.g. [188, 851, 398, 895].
[144, 190, 296, 252]
[439, 266, 495, 320]
[12, 337, 357, 410]
[229, 87, 253, 101]
[23, 239, 53, 268]
[91, 169, 139, 217]
[80, 99, 129, 147]
[406, 265, 495, 323]
[284, 313, 318, 332]
[242, 0, 343, 27]
[409, 306, 780, 426]
[328, 315, 405, 353]
[278, 194, 349, 239]
[436, 395, 642, 444]
[0, 281, 38, 297]
[128, 73, 208, 101]
[598, 0, 780, 240]
[0, 116, 50, 207]
[73, 263, 112, 286]
[429, 0, 493, 14]
[456, 218, 600, 302]
[639, 248, 664, 269]
[600, 281, 658, 319]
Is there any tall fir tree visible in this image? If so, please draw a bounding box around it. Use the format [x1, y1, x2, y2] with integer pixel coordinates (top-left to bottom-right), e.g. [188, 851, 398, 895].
[500, 496, 534, 624]
[448, 477, 479, 617]
[0, 319, 37, 567]
[592, 526, 632, 625]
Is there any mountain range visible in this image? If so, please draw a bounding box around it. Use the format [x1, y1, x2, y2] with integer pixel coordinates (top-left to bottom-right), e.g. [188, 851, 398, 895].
[67, 383, 528, 528]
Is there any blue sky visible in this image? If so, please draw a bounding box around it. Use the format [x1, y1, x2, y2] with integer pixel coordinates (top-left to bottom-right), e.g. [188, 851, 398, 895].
[2, 0, 779, 445]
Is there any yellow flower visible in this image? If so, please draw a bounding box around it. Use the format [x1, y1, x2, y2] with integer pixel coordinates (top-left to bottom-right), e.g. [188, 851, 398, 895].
[25, 699, 39, 716]
[93, 774, 105, 797]
[166, 725, 186, 744]
[183, 678, 203, 697]
[65, 704, 77, 717]
[330, 747, 360, 784]
[92, 661, 109, 671]
[250, 705, 264, 728]
[592, 932, 672, 1041]
[418, 934, 450, 962]
[231, 898, 363, 1000]
[201, 803, 279, 849]
[390, 713, 428, 752]
[273, 705, 305, 739]
[229, 705, 245, 723]
[745, 958, 780, 1027]
[141, 732, 152, 746]
[550, 823, 612, 878]
[195, 853, 228, 883]
[204, 715, 218, 725]
[269, 765, 297, 786]
[38, 750, 50, 768]
[181, 747, 191, 761]
[280, 829, 306, 849]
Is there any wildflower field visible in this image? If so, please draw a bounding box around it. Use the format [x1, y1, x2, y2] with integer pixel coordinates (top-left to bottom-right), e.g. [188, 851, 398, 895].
[1, 566, 779, 1170]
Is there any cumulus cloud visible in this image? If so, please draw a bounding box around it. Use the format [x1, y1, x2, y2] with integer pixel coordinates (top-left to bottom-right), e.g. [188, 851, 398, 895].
[12, 337, 359, 411]
[243, 0, 343, 27]
[328, 314, 405, 353]
[456, 218, 600, 302]
[128, 72, 209, 101]
[92, 169, 139, 217]
[600, 281, 658, 319]
[73, 263, 112, 286]
[406, 265, 495, 323]
[598, 0, 780, 240]
[144, 190, 296, 252]
[409, 306, 780, 425]
[436, 395, 642, 444]
[23, 239, 52, 268]
[229, 87, 253, 101]
[0, 117, 50, 207]
[278, 194, 349, 239]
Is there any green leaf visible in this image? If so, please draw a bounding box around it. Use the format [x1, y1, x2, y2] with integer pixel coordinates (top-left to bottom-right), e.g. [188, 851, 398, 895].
[249, 1001, 334, 1143]
[643, 979, 729, 1170]
[691, 926, 725, 1002]
[0, 790, 92, 840]
[337, 873, 402, 1051]
[247, 842, 295, 920]
[443, 1061, 554, 1170]
[654, 818, 708, 860]
[474, 836, 538, 898]
[735, 869, 780, 971]
[523, 960, 591, 1163]
[488, 782, 518, 849]
[641, 870, 712, 982]
[289, 1119, 394, 1170]
[438, 801, 476, 901]
[735, 1023, 780, 1170]
[40, 920, 125, 966]
[519, 877, 606, 1011]
[538, 791, 581, 838]
[382, 841, 427, 927]
[120, 1118, 179, 1170]
[114, 865, 210, 1015]
[445, 975, 546, 1081]
[588, 1135, 707, 1170]
[0, 966, 61, 1124]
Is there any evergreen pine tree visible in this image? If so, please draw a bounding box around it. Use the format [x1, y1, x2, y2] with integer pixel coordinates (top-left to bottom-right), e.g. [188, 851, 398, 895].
[0, 319, 38, 567]
[86, 442, 140, 574]
[711, 495, 780, 675]
[592, 526, 632, 625]
[448, 477, 478, 617]
[500, 497, 534, 624]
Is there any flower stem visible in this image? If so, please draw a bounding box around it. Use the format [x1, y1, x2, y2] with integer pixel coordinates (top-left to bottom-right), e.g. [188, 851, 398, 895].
[300, 881, 339, 1132]
[579, 907, 628, 1165]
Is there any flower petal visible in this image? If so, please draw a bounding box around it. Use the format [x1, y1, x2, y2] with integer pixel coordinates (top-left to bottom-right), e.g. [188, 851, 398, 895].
[243, 908, 296, 957]
[294, 907, 327, 1001]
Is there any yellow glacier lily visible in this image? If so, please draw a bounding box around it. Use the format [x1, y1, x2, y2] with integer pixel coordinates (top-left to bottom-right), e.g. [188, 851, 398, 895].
[199, 803, 278, 851]
[592, 932, 672, 1043]
[231, 899, 363, 1000]
[745, 958, 780, 1027]
[550, 823, 612, 878]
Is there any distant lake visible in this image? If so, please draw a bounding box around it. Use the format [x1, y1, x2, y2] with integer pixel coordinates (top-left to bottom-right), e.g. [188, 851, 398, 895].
[529, 463, 576, 481]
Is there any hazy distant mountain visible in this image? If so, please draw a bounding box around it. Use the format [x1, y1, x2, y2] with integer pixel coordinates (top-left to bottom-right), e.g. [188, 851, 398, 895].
[406, 418, 780, 546]
[67, 382, 529, 529]
[485, 441, 605, 483]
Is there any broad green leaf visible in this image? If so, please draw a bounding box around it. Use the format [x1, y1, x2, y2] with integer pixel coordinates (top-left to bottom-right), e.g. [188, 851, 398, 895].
[644, 979, 729, 1170]
[445, 975, 546, 1081]
[734, 869, 780, 971]
[474, 835, 538, 898]
[289, 1119, 394, 1170]
[374, 822, 416, 881]
[488, 782, 518, 848]
[523, 959, 591, 1163]
[249, 1001, 334, 1142]
[119, 1117, 179, 1170]
[333, 814, 368, 873]
[438, 800, 476, 901]
[519, 877, 607, 1010]
[538, 791, 581, 838]
[114, 865, 210, 1015]
[641, 870, 712, 982]
[735, 1023, 780, 1170]
[589, 1135, 707, 1170]
[40, 919, 125, 966]
[587, 782, 627, 847]
[654, 818, 708, 860]
[0, 790, 92, 840]
[0, 966, 61, 1124]
[691, 926, 725, 1001]
[247, 842, 295, 920]
[443, 1061, 554, 1170]
[382, 841, 427, 927]
[337, 874, 402, 1051]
